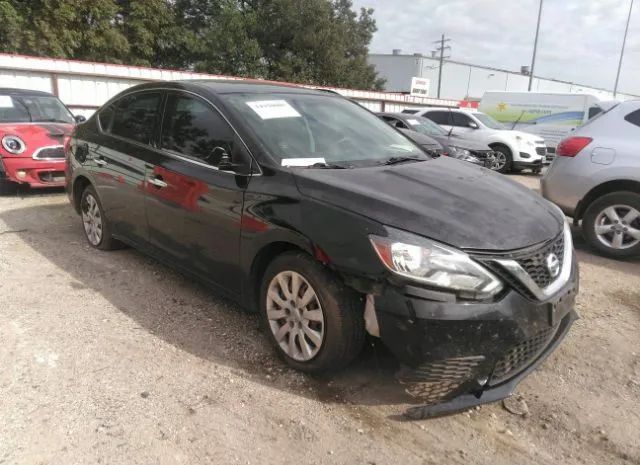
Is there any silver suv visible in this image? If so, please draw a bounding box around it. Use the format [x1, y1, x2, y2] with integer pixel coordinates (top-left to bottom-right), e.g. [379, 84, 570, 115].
[542, 100, 640, 258]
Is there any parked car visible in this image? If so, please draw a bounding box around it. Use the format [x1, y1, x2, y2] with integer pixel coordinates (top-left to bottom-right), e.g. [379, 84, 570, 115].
[403, 107, 547, 174]
[0, 88, 84, 193]
[67, 81, 578, 415]
[542, 100, 640, 258]
[479, 91, 606, 160]
[378, 112, 496, 168]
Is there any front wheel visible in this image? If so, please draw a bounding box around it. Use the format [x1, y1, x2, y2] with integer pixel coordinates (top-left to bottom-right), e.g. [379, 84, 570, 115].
[490, 146, 512, 173]
[583, 191, 640, 258]
[259, 252, 365, 373]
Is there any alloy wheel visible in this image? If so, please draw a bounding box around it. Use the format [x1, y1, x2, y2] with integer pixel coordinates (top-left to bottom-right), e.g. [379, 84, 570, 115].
[266, 271, 325, 362]
[82, 193, 103, 246]
[594, 204, 640, 250]
[491, 151, 507, 171]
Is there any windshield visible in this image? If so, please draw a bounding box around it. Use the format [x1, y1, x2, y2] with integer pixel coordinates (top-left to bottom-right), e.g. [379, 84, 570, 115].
[473, 112, 505, 130]
[222, 93, 428, 167]
[404, 116, 448, 136]
[0, 94, 75, 124]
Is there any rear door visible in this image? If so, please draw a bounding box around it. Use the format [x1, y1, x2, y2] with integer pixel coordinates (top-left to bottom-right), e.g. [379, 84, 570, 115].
[144, 90, 252, 293]
[89, 91, 162, 245]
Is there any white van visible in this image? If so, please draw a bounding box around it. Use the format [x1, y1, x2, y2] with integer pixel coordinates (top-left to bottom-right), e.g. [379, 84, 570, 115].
[479, 92, 604, 155]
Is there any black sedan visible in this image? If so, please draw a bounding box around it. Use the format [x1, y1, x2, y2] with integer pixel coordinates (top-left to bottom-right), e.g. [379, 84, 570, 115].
[378, 112, 497, 168]
[66, 80, 577, 417]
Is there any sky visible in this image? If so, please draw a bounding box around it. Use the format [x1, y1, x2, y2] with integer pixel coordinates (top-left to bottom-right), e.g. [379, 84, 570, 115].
[352, 0, 640, 94]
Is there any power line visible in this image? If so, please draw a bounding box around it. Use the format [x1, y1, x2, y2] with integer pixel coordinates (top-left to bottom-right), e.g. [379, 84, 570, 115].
[528, 0, 544, 91]
[614, 0, 634, 98]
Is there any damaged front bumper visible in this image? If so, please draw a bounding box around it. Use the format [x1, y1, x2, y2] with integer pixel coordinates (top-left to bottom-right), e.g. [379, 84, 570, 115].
[370, 259, 578, 418]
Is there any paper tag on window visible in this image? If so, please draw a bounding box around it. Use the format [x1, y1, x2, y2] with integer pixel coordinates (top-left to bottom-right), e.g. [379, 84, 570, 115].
[246, 100, 301, 120]
[407, 119, 420, 126]
[281, 157, 326, 167]
[0, 96, 14, 108]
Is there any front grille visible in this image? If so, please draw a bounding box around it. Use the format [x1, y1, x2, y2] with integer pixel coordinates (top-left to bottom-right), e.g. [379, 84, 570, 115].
[490, 326, 556, 385]
[398, 356, 484, 404]
[38, 171, 65, 182]
[34, 146, 65, 159]
[536, 146, 547, 156]
[515, 234, 565, 289]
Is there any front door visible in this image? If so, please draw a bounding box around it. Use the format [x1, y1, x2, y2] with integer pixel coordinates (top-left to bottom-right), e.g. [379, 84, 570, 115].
[144, 91, 251, 294]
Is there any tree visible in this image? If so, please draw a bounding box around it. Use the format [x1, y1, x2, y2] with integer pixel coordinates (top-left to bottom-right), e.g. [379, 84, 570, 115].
[0, 0, 384, 90]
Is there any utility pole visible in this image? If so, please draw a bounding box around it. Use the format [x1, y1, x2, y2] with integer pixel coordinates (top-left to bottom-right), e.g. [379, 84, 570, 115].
[528, 0, 544, 91]
[433, 34, 451, 98]
[614, 0, 634, 98]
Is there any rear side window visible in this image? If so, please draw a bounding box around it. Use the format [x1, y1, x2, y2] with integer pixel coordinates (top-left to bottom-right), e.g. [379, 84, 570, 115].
[110, 92, 161, 144]
[423, 111, 450, 125]
[624, 109, 640, 127]
[161, 93, 235, 166]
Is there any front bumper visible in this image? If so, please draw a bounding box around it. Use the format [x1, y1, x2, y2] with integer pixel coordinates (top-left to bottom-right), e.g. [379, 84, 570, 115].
[0, 156, 66, 188]
[373, 259, 578, 417]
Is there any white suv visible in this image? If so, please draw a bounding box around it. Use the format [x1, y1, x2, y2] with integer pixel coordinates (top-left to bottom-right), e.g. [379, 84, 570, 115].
[403, 108, 547, 174]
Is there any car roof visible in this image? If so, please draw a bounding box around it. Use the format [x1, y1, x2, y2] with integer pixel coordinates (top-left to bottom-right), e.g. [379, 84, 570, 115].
[126, 79, 330, 96]
[0, 88, 55, 97]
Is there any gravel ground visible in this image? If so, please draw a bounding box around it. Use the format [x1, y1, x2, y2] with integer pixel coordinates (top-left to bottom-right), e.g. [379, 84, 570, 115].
[0, 175, 639, 465]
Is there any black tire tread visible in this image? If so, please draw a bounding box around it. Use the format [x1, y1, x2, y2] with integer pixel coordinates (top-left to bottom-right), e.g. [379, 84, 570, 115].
[259, 251, 365, 373]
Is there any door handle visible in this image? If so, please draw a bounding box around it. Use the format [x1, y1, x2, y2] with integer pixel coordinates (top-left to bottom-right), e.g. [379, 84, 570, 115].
[147, 177, 168, 188]
[94, 158, 107, 166]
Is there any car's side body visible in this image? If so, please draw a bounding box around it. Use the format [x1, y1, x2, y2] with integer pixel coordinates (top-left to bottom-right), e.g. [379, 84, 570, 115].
[542, 101, 640, 218]
[404, 107, 547, 171]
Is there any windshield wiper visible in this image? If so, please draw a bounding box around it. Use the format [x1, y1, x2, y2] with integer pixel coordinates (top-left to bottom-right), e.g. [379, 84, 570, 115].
[381, 156, 425, 166]
[304, 162, 350, 169]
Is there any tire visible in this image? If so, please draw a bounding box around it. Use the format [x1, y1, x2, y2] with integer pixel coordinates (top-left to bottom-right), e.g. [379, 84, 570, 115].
[532, 167, 542, 175]
[80, 185, 122, 251]
[259, 251, 365, 373]
[583, 191, 640, 259]
[490, 145, 512, 173]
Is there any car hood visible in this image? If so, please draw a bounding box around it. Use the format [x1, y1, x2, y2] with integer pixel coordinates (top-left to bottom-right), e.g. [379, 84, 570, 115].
[293, 157, 563, 251]
[0, 122, 72, 147]
[500, 129, 544, 143]
[433, 134, 491, 151]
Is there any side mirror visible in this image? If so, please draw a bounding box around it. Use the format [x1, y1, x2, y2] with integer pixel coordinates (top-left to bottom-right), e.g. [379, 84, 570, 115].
[468, 121, 479, 129]
[74, 115, 87, 123]
[214, 147, 250, 175]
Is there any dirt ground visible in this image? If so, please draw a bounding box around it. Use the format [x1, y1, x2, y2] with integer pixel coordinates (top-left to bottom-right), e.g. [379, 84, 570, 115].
[1, 174, 639, 465]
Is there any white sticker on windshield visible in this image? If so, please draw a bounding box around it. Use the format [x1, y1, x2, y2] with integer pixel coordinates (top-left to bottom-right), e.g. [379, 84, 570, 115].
[281, 157, 326, 167]
[246, 100, 301, 120]
[407, 119, 420, 126]
[0, 96, 14, 108]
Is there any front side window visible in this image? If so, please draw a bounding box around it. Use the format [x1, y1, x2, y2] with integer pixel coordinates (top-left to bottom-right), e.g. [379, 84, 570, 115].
[0, 94, 74, 124]
[452, 113, 473, 127]
[221, 93, 426, 167]
[423, 111, 451, 125]
[110, 92, 161, 144]
[161, 93, 235, 166]
[473, 112, 505, 130]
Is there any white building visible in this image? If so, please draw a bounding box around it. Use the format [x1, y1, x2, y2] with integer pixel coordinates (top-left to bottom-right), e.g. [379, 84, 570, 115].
[369, 51, 639, 101]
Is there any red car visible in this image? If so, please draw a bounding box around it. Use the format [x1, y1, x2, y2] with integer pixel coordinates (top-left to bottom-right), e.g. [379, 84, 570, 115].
[0, 88, 84, 193]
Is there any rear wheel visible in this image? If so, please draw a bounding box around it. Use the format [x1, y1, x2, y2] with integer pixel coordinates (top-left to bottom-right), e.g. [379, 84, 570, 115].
[583, 191, 640, 258]
[490, 146, 512, 173]
[259, 251, 365, 373]
[80, 185, 122, 250]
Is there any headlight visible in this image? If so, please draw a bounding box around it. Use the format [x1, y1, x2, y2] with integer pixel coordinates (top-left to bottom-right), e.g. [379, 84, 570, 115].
[448, 146, 472, 157]
[1, 135, 26, 154]
[370, 227, 504, 300]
